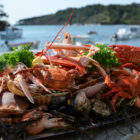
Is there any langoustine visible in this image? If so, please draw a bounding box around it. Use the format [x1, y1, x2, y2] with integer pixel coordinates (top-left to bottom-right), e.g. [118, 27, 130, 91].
[39, 31, 106, 78]
[55, 31, 78, 57]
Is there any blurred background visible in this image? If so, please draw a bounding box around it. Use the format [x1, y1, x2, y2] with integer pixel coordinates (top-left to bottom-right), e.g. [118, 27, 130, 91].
[0, 0, 140, 53]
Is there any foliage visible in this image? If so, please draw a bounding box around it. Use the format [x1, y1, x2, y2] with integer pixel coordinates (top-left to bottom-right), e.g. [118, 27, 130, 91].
[0, 4, 8, 30]
[0, 44, 34, 71]
[85, 43, 121, 71]
[18, 3, 140, 25]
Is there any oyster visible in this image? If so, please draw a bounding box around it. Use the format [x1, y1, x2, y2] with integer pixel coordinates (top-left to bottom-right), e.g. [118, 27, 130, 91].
[91, 99, 112, 117]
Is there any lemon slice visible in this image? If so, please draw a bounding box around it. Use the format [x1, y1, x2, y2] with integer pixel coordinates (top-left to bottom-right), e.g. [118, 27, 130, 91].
[32, 56, 44, 66]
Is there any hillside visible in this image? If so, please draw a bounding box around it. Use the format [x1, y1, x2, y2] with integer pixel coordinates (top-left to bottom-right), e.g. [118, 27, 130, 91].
[18, 3, 140, 25]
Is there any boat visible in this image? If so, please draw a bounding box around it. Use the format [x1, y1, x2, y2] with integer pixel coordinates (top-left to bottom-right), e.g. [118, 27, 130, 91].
[130, 26, 140, 38]
[71, 34, 94, 45]
[0, 26, 22, 40]
[87, 30, 97, 35]
[111, 26, 140, 41]
[3, 40, 40, 50]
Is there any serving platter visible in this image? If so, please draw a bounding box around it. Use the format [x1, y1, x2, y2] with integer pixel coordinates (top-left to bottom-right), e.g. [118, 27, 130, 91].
[26, 107, 140, 140]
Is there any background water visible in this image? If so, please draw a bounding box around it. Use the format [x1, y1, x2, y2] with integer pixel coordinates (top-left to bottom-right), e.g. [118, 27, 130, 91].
[0, 24, 140, 53]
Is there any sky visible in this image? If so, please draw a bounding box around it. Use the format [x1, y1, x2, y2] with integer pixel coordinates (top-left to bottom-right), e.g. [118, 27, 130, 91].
[1, 0, 140, 24]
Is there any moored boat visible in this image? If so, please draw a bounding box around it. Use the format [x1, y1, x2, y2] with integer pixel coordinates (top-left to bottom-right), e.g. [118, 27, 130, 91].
[111, 26, 140, 41]
[0, 26, 22, 40]
[7, 40, 40, 50]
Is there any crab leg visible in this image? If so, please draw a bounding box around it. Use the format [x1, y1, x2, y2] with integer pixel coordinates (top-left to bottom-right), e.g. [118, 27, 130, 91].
[111, 91, 132, 112]
[41, 55, 86, 76]
[46, 43, 90, 50]
[27, 73, 52, 94]
[17, 74, 34, 104]
[79, 56, 107, 78]
[89, 57, 107, 78]
[15, 67, 53, 94]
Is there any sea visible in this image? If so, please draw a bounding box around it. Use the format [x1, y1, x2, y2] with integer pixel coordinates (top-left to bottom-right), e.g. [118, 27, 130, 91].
[0, 24, 140, 53]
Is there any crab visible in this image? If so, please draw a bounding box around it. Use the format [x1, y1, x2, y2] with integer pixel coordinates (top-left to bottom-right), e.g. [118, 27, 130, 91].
[15, 64, 79, 90]
[5, 63, 52, 104]
[103, 68, 140, 112]
[5, 64, 71, 105]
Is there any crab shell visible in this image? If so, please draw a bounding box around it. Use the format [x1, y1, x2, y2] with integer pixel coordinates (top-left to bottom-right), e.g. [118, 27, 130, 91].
[41, 68, 77, 89]
[109, 44, 140, 65]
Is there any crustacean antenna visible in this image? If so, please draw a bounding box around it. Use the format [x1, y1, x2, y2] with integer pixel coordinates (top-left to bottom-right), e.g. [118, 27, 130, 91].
[42, 9, 74, 65]
[45, 9, 74, 53]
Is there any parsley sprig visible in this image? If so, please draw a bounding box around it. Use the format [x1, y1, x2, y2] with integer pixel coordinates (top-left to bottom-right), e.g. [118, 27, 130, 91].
[85, 43, 121, 71]
[0, 44, 34, 71]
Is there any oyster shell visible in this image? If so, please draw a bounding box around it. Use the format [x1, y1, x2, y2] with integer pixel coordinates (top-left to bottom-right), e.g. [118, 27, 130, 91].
[91, 99, 112, 117]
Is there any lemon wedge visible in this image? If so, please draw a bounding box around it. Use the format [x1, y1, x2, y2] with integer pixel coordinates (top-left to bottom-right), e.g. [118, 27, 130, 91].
[32, 56, 44, 66]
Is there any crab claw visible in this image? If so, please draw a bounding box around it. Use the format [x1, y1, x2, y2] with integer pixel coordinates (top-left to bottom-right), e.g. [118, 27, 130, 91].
[17, 74, 34, 104]
[27, 73, 52, 94]
[79, 56, 107, 78]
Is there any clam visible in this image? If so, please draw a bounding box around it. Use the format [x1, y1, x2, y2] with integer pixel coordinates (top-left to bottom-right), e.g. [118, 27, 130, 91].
[74, 91, 91, 114]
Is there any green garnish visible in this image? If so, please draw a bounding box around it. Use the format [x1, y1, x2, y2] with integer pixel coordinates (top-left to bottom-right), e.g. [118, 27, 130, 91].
[0, 44, 34, 71]
[85, 43, 121, 71]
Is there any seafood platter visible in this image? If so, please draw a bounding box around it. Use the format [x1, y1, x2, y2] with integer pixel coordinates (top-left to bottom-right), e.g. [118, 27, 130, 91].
[1, 28, 140, 140]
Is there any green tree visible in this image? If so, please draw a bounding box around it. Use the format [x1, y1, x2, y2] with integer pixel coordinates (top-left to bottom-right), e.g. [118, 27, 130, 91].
[0, 4, 8, 31]
[18, 3, 140, 25]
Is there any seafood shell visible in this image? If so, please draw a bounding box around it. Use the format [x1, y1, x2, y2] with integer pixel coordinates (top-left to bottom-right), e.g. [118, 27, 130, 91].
[74, 91, 91, 114]
[0, 91, 29, 117]
[33, 92, 69, 106]
[7, 77, 69, 106]
[91, 99, 112, 117]
[7, 80, 25, 97]
[33, 94, 52, 105]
